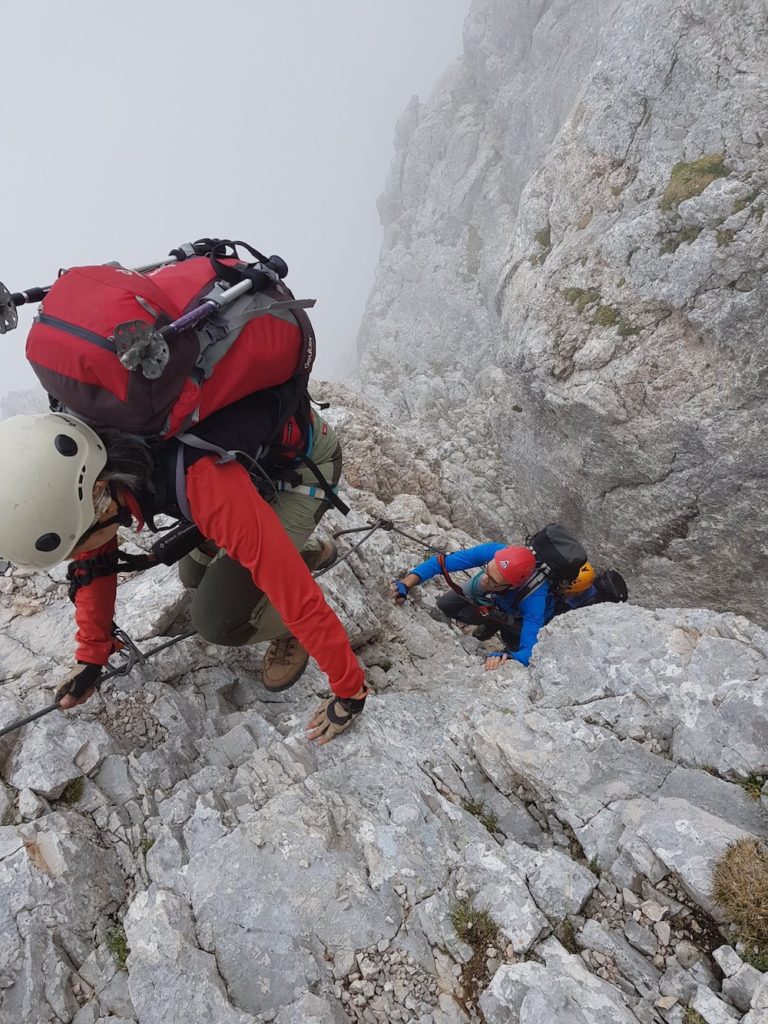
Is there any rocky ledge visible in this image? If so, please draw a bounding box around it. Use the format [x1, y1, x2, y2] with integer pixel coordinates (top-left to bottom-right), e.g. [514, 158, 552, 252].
[0, 397, 766, 1024]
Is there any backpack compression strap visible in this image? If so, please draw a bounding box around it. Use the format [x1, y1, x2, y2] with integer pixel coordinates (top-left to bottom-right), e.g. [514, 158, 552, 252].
[172, 435, 350, 518]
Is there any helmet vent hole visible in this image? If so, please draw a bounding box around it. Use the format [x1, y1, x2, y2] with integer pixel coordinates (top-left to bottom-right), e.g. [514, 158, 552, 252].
[35, 532, 61, 553]
[54, 433, 79, 457]
[77, 466, 86, 501]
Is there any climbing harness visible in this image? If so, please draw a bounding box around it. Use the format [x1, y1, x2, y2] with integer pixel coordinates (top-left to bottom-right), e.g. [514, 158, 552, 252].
[0, 628, 196, 738]
[0, 514, 447, 737]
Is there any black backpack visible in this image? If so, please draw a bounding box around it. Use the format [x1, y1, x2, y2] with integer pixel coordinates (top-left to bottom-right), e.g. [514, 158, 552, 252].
[527, 523, 588, 587]
[593, 569, 628, 603]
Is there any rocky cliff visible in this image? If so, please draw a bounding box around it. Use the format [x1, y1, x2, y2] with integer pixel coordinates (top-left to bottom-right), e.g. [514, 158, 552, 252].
[0, 388, 766, 1024]
[357, 0, 768, 625]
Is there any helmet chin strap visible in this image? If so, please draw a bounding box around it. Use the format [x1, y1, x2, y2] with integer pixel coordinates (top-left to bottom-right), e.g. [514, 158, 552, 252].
[74, 502, 132, 549]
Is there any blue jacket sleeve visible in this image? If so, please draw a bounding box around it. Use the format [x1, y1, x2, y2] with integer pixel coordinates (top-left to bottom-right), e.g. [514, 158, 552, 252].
[508, 584, 553, 666]
[409, 543, 506, 583]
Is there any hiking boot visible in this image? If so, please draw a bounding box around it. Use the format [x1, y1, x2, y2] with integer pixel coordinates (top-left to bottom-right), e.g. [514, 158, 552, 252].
[262, 636, 309, 691]
[302, 538, 339, 573]
[473, 622, 500, 641]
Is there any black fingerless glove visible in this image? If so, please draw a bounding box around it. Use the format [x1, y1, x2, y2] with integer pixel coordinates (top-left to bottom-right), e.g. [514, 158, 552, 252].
[55, 662, 103, 702]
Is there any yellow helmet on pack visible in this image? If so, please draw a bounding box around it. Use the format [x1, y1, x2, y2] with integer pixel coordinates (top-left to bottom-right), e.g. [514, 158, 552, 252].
[565, 562, 596, 596]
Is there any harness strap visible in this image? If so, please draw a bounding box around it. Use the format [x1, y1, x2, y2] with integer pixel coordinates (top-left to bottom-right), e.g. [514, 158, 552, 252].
[295, 452, 350, 515]
[276, 481, 340, 501]
[437, 552, 467, 599]
[502, 568, 548, 613]
[66, 548, 156, 602]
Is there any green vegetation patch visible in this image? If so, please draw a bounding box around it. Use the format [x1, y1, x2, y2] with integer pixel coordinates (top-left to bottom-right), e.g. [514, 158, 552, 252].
[588, 856, 601, 878]
[140, 837, 155, 855]
[563, 287, 601, 314]
[594, 305, 619, 328]
[556, 919, 579, 953]
[733, 189, 759, 213]
[716, 228, 736, 247]
[660, 225, 702, 254]
[534, 226, 551, 250]
[712, 839, 768, 958]
[684, 1011, 706, 1024]
[450, 897, 501, 1006]
[740, 775, 766, 801]
[618, 319, 641, 338]
[451, 897, 499, 949]
[660, 153, 727, 211]
[60, 777, 85, 806]
[106, 922, 130, 971]
[463, 798, 500, 834]
[741, 943, 768, 973]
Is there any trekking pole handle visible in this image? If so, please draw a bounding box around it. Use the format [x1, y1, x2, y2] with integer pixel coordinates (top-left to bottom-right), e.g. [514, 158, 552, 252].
[161, 280, 253, 337]
[10, 286, 49, 307]
[2, 257, 180, 316]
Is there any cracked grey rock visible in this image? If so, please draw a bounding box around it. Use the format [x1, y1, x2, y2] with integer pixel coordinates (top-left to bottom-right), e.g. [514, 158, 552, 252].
[5, 715, 114, 799]
[358, 0, 768, 627]
[125, 886, 258, 1024]
[578, 919, 661, 998]
[505, 840, 598, 919]
[480, 937, 643, 1023]
[723, 963, 765, 1013]
[690, 984, 740, 1023]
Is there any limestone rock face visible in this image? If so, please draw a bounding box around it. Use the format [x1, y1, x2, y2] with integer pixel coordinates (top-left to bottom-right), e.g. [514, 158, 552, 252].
[357, 0, 768, 625]
[0, 391, 766, 1023]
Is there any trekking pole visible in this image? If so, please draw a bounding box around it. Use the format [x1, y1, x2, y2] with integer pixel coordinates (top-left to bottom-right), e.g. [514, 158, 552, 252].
[0, 237, 228, 335]
[0, 629, 196, 739]
[0, 258, 180, 335]
[110, 263, 315, 378]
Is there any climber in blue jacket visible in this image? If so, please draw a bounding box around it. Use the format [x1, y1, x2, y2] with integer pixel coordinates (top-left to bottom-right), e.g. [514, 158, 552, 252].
[391, 543, 554, 671]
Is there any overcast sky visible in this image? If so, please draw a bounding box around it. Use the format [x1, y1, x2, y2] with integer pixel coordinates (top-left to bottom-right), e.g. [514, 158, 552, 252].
[0, 0, 470, 397]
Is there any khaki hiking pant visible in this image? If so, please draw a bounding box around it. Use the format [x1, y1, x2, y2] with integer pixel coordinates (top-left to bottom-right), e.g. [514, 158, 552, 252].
[178, 413, 342, 646]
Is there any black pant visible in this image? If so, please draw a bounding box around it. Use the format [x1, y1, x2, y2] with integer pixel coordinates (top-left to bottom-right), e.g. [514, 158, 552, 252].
[436, 591, 522, 651]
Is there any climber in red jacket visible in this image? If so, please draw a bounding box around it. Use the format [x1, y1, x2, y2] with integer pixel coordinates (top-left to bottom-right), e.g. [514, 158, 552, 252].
[0, 411, 368, 744]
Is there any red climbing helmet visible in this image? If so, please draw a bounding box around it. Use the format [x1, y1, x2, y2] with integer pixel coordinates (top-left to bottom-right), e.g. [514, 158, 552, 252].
[492, 546, 536, 587]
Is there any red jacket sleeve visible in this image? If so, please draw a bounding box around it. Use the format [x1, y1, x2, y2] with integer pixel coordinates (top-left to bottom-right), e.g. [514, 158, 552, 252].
[185, 456, 365, 699]
[72, 537, 119, 665]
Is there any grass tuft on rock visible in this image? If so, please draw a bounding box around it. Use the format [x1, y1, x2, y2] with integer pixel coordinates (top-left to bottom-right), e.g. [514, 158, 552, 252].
[556, 919, 579, 953]
[660, 225, 702, 254]
[712, 838, 768, 958]
[563, 287, 601, 314]
[463, 799, 500, 834]
[106, 922, 130, 971]
[684, 1010, 706, 1024]
[451, 897, 501, 1008]
[588, 856, 601, 877]
[741, 943, 768, 972]
[60, 777, 85, 806]
[451, 897, 499, 949]
[660, 153, 728, 210]
[617, 319, 640, 338]
[594, 305, 618, 328]
[739, 775, 766, 801]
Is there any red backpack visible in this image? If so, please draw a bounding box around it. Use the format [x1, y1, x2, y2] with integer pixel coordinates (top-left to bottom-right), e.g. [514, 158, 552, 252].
[25, 241, 315, 438]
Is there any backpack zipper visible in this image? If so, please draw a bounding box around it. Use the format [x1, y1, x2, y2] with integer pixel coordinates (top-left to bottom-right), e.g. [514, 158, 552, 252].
[36, 313, 116, 352]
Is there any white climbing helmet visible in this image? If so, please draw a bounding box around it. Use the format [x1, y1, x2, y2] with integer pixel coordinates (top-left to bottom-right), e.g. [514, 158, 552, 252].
[0, 413, 107, 570]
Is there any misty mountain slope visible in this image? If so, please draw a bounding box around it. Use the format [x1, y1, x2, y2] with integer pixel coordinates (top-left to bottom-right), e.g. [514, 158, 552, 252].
[0, 390, 766, 1024]
[357, 0, 768, 625]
